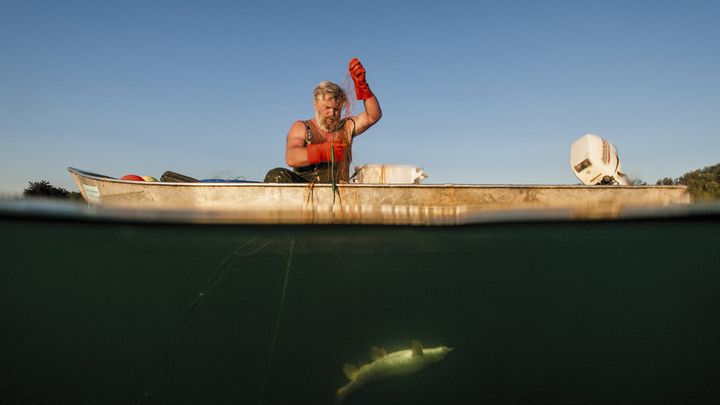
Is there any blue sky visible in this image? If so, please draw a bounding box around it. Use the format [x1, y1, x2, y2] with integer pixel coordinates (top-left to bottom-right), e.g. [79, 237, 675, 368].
[1, 0, 718, 194]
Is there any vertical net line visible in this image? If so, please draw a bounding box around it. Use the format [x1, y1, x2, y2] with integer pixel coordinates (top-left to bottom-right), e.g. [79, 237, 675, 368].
[140, 237, 260, 404]
[257, 237, 295, 405]
[204, 238, 274, 296]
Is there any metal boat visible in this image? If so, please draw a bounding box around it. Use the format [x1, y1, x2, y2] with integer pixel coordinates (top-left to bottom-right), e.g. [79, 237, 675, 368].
[67, 167, 690, 225]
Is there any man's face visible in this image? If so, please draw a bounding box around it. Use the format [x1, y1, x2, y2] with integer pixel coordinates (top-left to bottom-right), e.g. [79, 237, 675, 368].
[314, 94, 344, 131]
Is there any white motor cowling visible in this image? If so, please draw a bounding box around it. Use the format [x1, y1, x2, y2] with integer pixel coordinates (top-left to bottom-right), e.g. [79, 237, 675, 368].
[570, 134, 629, 185]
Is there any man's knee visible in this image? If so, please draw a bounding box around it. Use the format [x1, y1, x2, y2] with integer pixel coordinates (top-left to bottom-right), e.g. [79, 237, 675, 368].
[264, 167, 304, 183]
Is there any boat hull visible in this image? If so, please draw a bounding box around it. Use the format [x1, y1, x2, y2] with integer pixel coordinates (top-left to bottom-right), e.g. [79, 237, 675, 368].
[67, 167, 690, 224]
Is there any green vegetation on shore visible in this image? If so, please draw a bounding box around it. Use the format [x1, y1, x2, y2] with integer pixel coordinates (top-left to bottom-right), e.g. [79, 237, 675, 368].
[23, 180, 82, 200]
[657, 163, 720, 201]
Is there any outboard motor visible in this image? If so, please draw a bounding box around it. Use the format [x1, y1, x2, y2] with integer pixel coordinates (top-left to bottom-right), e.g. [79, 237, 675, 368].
[570, 134, 629, 185]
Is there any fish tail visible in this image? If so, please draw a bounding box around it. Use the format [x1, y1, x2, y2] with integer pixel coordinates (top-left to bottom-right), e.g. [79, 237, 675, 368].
[336, 383, 353, 403]
[336, 387, 347, 403]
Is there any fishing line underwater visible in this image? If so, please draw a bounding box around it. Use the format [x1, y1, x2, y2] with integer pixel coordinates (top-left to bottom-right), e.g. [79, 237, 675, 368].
[139, 236, 292, 404]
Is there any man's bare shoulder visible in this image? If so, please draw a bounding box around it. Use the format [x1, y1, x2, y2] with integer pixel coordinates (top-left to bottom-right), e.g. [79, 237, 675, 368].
[287, 120, 308, 144]
[289, 120, 308, 130]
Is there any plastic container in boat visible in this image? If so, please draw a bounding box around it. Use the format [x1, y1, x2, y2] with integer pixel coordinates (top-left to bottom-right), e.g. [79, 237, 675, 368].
[351, 164, 428, 184]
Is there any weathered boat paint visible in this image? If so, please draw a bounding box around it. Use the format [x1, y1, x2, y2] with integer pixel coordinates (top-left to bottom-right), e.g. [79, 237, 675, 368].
[68, 167, 690, 224]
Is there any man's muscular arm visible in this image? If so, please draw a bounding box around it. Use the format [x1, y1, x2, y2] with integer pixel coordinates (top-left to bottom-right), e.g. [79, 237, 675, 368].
[349, 58, 382, 136]
[285, 121, 310, 168]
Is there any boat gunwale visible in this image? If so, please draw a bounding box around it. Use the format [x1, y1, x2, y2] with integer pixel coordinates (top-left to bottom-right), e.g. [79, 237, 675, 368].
[67, 167, 688, 191]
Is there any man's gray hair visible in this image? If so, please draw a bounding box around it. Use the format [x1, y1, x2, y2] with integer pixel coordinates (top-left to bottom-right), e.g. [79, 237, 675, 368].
[314, 80, 346, 103]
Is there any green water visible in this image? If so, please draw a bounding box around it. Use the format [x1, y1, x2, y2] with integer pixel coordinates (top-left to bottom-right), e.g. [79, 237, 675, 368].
[1, 217, 719, 404]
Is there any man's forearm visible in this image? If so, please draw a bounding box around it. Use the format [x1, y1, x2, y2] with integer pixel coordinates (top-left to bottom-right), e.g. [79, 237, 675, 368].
[363, 95, 382, 125]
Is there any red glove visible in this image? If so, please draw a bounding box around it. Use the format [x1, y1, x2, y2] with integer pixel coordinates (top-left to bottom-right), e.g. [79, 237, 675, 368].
[349, 57, 374, 100]
[307, 139, 347, 164]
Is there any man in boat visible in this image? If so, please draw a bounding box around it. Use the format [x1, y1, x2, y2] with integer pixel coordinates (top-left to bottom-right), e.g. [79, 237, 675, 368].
[263, 57, 382, 183]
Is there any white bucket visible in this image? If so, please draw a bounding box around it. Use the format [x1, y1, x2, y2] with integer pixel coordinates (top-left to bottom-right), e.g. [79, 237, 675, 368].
[351, 164, 428, 184]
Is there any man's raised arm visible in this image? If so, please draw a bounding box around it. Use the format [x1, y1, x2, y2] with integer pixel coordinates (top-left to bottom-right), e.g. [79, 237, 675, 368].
[349, 58, 382, 136]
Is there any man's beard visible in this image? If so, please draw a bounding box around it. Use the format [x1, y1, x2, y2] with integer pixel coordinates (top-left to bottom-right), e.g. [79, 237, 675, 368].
[316, 113, 340, 132]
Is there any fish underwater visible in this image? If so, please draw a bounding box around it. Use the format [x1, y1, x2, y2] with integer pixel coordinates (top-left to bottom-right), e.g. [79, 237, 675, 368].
[337, 340, 453, 402]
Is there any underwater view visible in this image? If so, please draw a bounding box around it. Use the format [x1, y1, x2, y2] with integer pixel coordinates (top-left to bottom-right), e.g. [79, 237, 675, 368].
[1, 206, 719, 404]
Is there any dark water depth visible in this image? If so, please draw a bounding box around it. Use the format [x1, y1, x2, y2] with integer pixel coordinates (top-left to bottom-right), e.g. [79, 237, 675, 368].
[1, 218, 719, 404]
